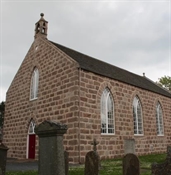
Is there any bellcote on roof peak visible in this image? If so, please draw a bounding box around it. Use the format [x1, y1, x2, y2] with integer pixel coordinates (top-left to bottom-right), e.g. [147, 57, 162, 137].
[34, 13, 48, 39]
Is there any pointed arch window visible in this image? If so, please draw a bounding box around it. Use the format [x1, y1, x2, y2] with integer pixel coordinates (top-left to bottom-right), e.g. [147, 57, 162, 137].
[28, 120, 36, 134]
[156, 102, 164, 136]
[101, 88, 114, 134]
[30, 68, 39, 100]
[133, 96, 143, 135]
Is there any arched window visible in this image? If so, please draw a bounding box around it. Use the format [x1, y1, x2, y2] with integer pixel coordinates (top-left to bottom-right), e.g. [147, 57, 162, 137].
[28, 120, 36, 134]
[101, 88, 114, 134]
[30, 68, 39, 100]
[133, 96, 143, 135]
[156, 102, 164, 135]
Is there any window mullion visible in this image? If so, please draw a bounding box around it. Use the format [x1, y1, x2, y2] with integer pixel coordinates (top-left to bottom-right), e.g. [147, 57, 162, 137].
[157, 106, 160, 134]
[34, 69, 38, 98]
[158, 108, 161, 134]
[159, 105, 163, 135]
[136, 103, 139, 134]
[106, 94, 108, 133]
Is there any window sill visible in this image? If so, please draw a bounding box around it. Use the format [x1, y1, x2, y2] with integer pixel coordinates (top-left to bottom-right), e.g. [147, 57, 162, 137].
[30, 97, 38, 101]
[101, 133, 115, 136]
[157, 134, 164, 136]
[134, 134, 144, 136]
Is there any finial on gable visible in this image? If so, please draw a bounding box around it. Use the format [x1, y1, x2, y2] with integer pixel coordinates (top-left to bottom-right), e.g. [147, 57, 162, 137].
[34, 13, 48, 39]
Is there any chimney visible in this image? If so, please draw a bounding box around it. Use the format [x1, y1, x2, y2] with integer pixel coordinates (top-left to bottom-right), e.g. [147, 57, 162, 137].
[34, 13, 48, 39]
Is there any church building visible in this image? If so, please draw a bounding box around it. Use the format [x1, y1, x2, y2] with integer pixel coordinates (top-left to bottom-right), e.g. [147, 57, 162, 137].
[3, 14, 171, 163]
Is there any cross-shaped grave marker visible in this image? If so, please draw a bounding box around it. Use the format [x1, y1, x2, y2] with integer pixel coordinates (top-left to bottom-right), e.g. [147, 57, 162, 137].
[91, 138, 99, 152]
[85, 138, 100, 175]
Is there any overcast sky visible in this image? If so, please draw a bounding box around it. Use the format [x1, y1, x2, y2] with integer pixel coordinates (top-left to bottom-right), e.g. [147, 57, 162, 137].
[1, 0, 171, 102]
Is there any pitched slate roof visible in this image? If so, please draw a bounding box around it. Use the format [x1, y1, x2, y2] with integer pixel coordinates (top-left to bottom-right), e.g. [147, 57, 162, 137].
[50, 41, 171, 98]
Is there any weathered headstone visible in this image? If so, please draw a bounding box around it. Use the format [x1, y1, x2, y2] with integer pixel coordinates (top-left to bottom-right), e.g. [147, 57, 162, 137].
[0, 128, 3, 142]
[167, 145, 171, 159]
[124, 139, 135, 154]
[35, 120, 67, 175]
[151, 146, 171, 175]
[123, 153, 140, 175]
[0, 143, 9, 175]
[151, 161, 171, 175]
[84, 139, 100, 175]
[64, 151, 69, 175]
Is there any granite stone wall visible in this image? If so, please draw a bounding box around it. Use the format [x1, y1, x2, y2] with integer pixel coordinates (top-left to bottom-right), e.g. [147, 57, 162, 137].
[3, 36, 171, 163]
[78, 69, 171, 162]
[3, 37, 80, 163]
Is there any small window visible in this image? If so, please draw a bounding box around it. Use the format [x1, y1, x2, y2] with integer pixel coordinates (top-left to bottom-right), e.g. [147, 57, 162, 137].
[156, 102, 164, 136]
[101, 88, 114, 134]
[133, 96, 143, 135]
[30, 68, 39, 100]
[28, 120, 36, 134]
[35, 46, 39, 51]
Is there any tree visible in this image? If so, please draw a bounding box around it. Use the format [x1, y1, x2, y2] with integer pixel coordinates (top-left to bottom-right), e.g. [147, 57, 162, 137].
[0, 101, 5, 128]
[157, 76, 171, 91]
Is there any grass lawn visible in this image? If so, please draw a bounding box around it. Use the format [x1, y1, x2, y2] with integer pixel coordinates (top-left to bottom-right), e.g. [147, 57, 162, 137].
[6, 153, 166, 175]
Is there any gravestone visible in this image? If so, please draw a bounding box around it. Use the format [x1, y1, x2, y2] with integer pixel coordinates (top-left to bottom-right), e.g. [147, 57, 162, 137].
[123, 153, 140, 175]
[124, 139, 135, 154]
[151, 162, 171, 175]
[64, 151, 69, 175]
[166, 145, 171, 159]
[151, 146, 171, 175]
[0, 128, 3, 142]
[84, 139, 100, 175]
[0, 143, 8, 175]
[35, 120, 67, 175]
